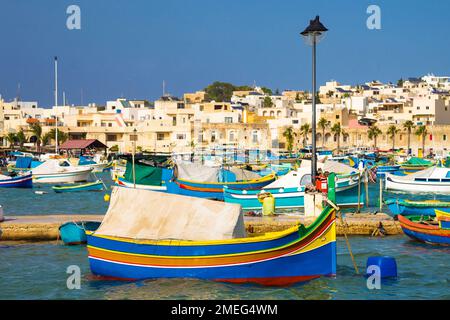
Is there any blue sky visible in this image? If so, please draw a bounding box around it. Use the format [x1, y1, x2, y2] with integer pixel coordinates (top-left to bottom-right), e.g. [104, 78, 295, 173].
[0, 0, 449, 107]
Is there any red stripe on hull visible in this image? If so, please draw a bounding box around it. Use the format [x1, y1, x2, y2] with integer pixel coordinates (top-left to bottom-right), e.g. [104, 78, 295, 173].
[215, 275, 329, 286]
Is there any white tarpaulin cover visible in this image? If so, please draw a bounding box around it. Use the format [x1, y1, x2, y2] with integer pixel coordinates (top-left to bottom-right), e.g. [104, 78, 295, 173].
[95, 187, 246, 241]
[300, 159, 355, 174]
[229, 167, 263, 181]
[32, 159, 83, 174]
[263, 167, 311, 189]
[175, 161, 220, 182]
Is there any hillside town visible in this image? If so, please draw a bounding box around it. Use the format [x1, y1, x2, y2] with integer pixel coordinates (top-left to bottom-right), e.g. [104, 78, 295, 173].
[1, 73, 450, 157]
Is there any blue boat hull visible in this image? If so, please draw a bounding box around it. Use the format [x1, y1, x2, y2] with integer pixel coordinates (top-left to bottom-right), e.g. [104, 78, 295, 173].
[386, 201, 450, 217]
[0, 174, 33, 188]
[53, 182, 104, 193]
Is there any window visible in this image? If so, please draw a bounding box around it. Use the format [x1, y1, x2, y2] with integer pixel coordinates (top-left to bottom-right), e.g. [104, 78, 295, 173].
[229, 131, 235, 142]
[157, 133, 165, 141]
[225, 117, 233, 123]
[293, 120, 299, 124]
[443, 135, 447, 141]
[336, 115, 340, 119]
[417, 106, 420, 110]
[176, 134, 186, 140]
[252, 131, 259, 143]
[211, 131, 217, 142]
[172, 117, 177, 126]
[106, 134, 117, 142]
[214, 105, 222, 110]
[426, 106, 430, 110]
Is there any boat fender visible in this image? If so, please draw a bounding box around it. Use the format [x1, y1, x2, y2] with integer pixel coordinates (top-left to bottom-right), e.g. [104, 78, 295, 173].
[104, 194, 110, 202]
[366, 256, 397, 278]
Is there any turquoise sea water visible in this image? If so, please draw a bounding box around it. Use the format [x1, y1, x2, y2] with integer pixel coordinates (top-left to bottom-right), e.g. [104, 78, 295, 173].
[0, 172, 449, 299]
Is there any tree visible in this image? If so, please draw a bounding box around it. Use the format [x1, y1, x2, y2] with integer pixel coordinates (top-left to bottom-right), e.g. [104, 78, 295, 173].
[300, 123, 311, 147]
[367, 125, 382, 148]
[342, 130, 349, 147]
[415, 125, 428, 157]
[16, 129, 27, 149]
[263, 96, 273, 108]
[204, 82, 236, 102]
[261, 87, 273, 95]
[387, 125, 400, 151]
[47, 128, 68, 146]
[6, 132, 17, 148]
[29, 122, 43, 152]
[331, 123, 343, 153]
[41, 132, 52, 148]
[282, 126, 296, 153]
[403, 120, 415, 155]
[318, 117, 330, 147]
[397, 78, 404, 87]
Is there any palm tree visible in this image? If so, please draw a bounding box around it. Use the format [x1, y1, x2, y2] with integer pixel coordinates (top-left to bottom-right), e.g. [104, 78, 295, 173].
[415, 125, 428, 158]
[16, 129, 27, 149]
[403, 120, 415, 155]
[342, 130, 349, 148]
[387, 125, 400, 151]
[330, 123, 343, 153]
[41, 132, 52, 148]
[300, 123, 311, 147]
[282, 126, 296, 153]
[29, 122, 43, 152]
[47, 128, 68, 146]
[6, 132, 17, 148]
[367, 125, 382, 148]
[318, 117, 330, 147]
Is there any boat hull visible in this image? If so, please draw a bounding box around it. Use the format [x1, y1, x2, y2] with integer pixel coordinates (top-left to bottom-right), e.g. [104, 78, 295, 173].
[386, 199, 450, 216]
[166, 174, 276, 200]
[33, 169, 93, 184]
[398, 215, 450, 245]
[385, 174, 450, 193]
[0, 174, 33, 188]
[52, 180, 104, 193]
[116, 177, 167, 191]
[87, 207, 336, 285]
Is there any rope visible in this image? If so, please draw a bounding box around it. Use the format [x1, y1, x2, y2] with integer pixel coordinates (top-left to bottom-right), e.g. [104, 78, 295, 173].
[338, 210, 360, 275]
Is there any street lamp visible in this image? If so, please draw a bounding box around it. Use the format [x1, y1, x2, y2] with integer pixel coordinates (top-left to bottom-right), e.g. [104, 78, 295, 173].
[301, 15, 328, 183]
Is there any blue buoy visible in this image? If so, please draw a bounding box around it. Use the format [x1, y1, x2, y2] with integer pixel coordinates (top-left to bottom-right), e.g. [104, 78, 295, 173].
[366, 256, 397, 278]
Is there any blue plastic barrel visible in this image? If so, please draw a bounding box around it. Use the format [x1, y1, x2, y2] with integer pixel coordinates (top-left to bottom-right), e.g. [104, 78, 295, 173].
[366, 256, 397, 278]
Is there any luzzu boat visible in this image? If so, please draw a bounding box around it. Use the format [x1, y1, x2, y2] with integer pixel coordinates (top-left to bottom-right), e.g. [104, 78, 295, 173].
[398, 210, 450, 245]
[166, 162, 276, 200]
[385, 166, 450, 193]
[376, 164, 401, 177]
[86, 185, 337, 285]
[385, 198, 450, 216]
[116, 160, 173, 192]
[399, 157, 433, 172]
[224, 160, 362, 211]
[0, 173, 33, 188]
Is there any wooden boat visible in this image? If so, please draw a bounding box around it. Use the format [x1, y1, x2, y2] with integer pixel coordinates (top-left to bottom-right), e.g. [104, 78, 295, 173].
[398, 212, 450, 245]
[0, 173, 33, 188]
[166, 162, 276, 200]
[386, 198, 450, 216]
[59, 221, 102, 245]
[385, 167, 450, 193]
[399, 157, 433, 172]
[376, 164, 401, 176]
[52, 180, 104, 193]
[115, 162, 173, 192]
[87, 186, 336, 285]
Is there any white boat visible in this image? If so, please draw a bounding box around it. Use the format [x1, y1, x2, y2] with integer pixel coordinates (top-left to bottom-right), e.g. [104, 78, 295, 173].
[32, 159, 93, 183]
[385, 166, 450, 193]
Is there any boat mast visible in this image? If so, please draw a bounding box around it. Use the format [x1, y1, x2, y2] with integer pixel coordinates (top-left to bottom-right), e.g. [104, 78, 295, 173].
[54, 56, 59, 154]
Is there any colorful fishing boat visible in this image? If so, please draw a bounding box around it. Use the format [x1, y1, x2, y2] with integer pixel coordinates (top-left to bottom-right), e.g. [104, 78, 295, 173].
[59, 221, 102, 245]
[399, 157, 433, 172]
[224, 161, 363, 211]
[398, 212, 450, 245]
[52, 180, 104, 193]
[0, 173, 33, 188]
[385, 198, 450, 216]
[376, 164, 401, 177]
[87, 186, 336, 285]
[116, 161, 173, 191]
[385, 167, 450, 193]
[166, 162, 276, 200]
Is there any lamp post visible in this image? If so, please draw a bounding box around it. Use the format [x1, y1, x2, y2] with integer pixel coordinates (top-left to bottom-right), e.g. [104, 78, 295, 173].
[131, 128, 138, 189]
[301, 16, 328, 183]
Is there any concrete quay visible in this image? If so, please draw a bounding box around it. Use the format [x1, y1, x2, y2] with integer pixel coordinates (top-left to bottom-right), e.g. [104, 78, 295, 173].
[0, 212, 402, 242]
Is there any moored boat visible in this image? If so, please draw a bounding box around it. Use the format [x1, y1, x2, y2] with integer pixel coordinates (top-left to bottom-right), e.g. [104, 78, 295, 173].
[385, 166, 450, 193]
[166, 162, 276, 200]
[0, 173, 33, 188]
[86, 186, 337, 285]
[52, 180, 104, 193]
[224, 160, 363, 211]
[398, 213, 450, 245]
[376, 164, 401, 177]
[32, 159, 93, 183]
[59, 221, 102, 245]
[386, 198, 450, 216]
